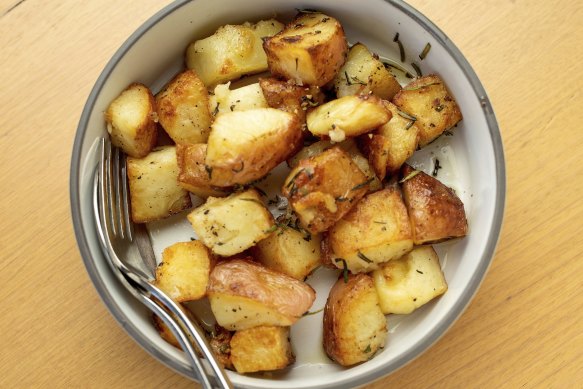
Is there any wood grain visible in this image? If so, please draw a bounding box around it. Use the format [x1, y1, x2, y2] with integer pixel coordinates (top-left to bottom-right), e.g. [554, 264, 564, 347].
[0, 0, 581, 388]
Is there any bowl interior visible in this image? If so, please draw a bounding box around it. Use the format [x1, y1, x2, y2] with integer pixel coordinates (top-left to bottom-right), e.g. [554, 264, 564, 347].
[71, 0, 504, 388]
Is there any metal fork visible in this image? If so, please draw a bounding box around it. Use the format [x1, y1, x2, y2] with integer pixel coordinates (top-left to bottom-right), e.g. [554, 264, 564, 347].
[93, 138, 232, 389]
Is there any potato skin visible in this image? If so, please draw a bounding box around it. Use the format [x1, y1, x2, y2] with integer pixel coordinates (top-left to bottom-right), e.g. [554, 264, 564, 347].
[207, 259, 316, 330]
[176, 143, 231, 198]
[205, 108, 302, 186]
[230, 326, 295, 373]
[323, 274, 387, 366]
[282, 147, 370, 234]
[127, 146, 192, 223]
[263, 13, 348, 86]
[392, 74, 462, 147]
[401, 164, 468, 244]
[105, 83, 157, 158]
[334, 43, 401, 100]
[156, 69, 212, 144]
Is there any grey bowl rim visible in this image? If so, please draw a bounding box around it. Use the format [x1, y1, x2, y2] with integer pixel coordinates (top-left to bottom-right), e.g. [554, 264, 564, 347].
[69, 0, 506, 388]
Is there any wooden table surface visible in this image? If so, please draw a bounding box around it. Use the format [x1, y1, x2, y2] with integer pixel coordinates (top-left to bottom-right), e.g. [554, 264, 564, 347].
[1, 0, 581, 387]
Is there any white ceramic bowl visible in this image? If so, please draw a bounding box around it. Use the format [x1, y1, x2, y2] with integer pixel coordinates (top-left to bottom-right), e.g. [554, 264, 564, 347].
[70, 0, 505, 388]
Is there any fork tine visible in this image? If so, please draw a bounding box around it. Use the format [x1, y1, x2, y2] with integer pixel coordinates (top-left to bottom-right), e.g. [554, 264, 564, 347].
[120, 152, 134, 241]
[104, 140, 117, 237]
[112, 146, 123, 239]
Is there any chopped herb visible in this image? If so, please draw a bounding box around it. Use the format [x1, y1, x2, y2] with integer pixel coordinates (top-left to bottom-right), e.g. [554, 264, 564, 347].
[335, 196, 349, 202]
[240, 198, 264, 206]
[190, 237, 196, 241]
[295, 57, 299, 71]
[399, 170, 420, 183]
[203, 209, 210, 215]
[264, 225, 278, 234]
[295, 8, 321, 13]
[335, 258, 349, 283]
[373, 221, 386, 224]
[404, 82, 440, 91]
[212, 102, 220, 116]
[229, 104, 235, 111]
[435, 104, 445, 112]
[357, 251, 373, 263]
[254, 186, 267, 197]
[364, 344, 372, 353]
[231, 161, 244, 173]
[393, 32, 405, 62]
[444, 130, 454, 136]
[416, 269, 424, 274]
[204, 165, 213, 179]
[351, 177, 374, 191]
[411, 62, 422, 76]
[432, 158, 442, 177]
[419, 43, 431, 60]
[302, 307, 324, 316]
[344, 71, 366, 86]
[397, 110, 417, 122]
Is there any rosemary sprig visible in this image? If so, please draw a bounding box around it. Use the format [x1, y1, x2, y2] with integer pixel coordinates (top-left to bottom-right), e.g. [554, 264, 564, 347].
[419, 43, 431, 60]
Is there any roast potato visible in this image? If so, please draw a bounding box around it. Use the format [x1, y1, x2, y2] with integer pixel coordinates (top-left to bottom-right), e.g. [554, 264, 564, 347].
[186, 19, 284, 86]
[400, 164, 468, 245]
[373, 246, 448, 314]
[334, 43, 401, 100]
[287, 139, 382, 191]
[326, 186, 413, 273]
[209, 82, 268, 116]
[187, 189, 274, 256]
[259, 77, 325, 122]
[176, 143, 231, 198]
[154, 240, 213, 302]
[207, 324, 234, 370]
[127, 146, 191, 223]
[323, 274, 387, 366]
[263, 12, 348, 86]
[392, 74, 462, 147]
[306, 95, 390, 141]
[230, 326, 294, 373]
[105, 83, 157, 158]
[155, 69, 212, 144]
[282, 147, 370, 234]
[251, 225, 321, 280]
[359, 100, 420, 180]
[205, 108, 302, 186]
[207, 259, 316, 330]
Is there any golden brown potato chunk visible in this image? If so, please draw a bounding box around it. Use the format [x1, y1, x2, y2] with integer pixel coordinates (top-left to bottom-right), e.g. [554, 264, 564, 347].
[127, 146, 191, 223]
[263, 12, 348, 86]
[326, 187, 413, 273]
[252, 226, 321, 280]
[187, 189, 274, 256]
[176, 143, 231, 198]
[207, 259, 316, 330]
[259, 77, 325, 122]
[186, 19, 284, 86]
[400, 164, 468, 244]
[154, 241, 213, 302]
[105, 83, 157, 158]
[373, 246, 448, 314]
[334, 43, 401, 100]
[306, 95, 390, 141]
[209, 82, 268, 117]
[205, 108, 302, 186]
[287, 139, 382, 191]
[230, 326, 295, 373]
[359, 100, 421, 180]
[155, 69, 212, 145]
[323, 274, 387, 366]
[392, 75, 462, 147]
[282, 147, 370, 234]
